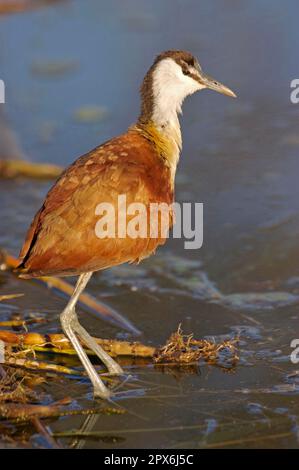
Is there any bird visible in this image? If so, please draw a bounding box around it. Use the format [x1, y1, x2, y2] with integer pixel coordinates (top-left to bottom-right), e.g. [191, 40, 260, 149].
[16, 50, 236, 399]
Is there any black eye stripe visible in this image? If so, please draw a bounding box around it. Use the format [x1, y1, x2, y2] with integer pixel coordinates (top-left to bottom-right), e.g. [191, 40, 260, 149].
[181, 61, 191, 75]
[177, 57, 200, 76]
[182, 67, 190, 75]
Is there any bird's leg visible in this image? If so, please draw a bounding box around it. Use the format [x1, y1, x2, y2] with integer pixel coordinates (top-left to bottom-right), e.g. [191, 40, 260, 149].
[71, 315, 124, 375]
[60, 272, 111, 399]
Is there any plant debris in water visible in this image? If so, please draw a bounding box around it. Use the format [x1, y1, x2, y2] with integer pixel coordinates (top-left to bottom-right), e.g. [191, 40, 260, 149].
[0, 325, 239, 369]
[73, 106, 108, 123]
[0, 0, 66, 16]
[0, 367, 37, 404]
[31, 60, 78, 78]
[0, 298, 239, 442]
[154, 325, 239, 368]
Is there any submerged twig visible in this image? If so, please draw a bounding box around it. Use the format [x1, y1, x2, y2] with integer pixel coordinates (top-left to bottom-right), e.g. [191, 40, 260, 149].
[31, 417, 60, 448]
[0, 330, 155, 358]
[0, 399, 70, 421]
[0, 326, 239, 368]
[0, 318, 45, 327]
[0, 293, 24, 302]
[4, 354, 78, 375]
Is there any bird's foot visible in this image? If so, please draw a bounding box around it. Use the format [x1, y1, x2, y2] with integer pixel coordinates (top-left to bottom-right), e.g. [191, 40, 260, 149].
[92, 379, 112, 400]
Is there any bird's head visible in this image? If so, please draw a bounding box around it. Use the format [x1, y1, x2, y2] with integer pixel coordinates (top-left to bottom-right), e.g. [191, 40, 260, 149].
[139, 50, 236, 126]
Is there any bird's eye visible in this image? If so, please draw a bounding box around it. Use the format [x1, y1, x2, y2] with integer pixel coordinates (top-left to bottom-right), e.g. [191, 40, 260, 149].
[182, 67, 190, 76]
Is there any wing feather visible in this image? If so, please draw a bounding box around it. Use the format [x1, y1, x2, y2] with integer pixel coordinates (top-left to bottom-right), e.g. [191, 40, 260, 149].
[17, 130, 173, 277]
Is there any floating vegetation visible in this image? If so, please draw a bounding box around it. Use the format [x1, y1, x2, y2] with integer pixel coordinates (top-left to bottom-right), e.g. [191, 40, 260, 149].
[0, 366, 38, 404]
[0, 160, 63, 179]
[0, 316, 46, 327]
[31, 60, 78, 78]
[0, 322, 239, 447]
[73, 106, 109, 124]
[0, 0, 66, 16]
[0, 325, 239, 370]
[154, 325, 239, 368]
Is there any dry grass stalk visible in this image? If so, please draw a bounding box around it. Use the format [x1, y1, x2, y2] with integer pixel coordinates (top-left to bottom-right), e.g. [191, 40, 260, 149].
[0, 318, 45, 327]
[0, 398, 124, 422]
[4, 354, 78, 375]
[0, 397, 71, 421]
[0, 293, 24, 302]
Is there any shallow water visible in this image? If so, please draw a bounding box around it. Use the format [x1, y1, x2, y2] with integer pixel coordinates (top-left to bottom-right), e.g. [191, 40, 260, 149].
[1, 0, 299, 448]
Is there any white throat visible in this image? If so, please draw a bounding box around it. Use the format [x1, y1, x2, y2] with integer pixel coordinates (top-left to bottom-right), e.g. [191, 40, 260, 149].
[151, 58, 203, 177]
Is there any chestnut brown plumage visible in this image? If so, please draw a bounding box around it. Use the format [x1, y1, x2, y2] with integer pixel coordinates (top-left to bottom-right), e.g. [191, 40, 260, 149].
[16, 50, 236, 399]
[18, 129, 173, 278]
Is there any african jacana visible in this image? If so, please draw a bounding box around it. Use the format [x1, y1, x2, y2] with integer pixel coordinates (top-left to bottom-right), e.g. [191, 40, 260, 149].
[17, 50, 236, 399]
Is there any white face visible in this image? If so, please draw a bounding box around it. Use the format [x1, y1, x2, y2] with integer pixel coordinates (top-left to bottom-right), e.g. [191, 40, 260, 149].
[151, 58, 205, 126]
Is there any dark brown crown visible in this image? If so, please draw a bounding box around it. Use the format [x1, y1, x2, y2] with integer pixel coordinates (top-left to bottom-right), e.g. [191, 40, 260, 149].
[154, 50, 197, 67]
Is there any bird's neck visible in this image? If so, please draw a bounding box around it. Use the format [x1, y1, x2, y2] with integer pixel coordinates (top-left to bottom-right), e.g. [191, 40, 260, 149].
[137, 91, 183, 183]
[136, 118, 181, 184]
